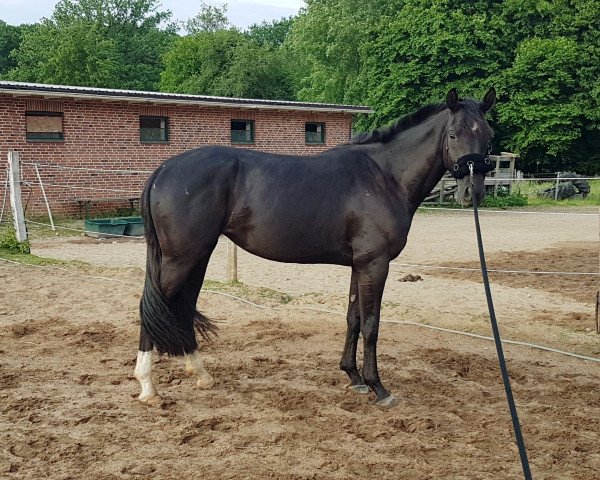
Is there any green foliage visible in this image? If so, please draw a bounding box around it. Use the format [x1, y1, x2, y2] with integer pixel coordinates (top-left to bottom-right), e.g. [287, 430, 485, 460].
[515, 179, 600, 206]
[0, 228, 31, 254]
[7, 0, 176, 90]
[0, 21, 24, 76]
[7, 19, 120, 86]
[160, 29, 245, 94]
[185, 2, 230, 34]
[499, 37, 581, 153]
[215, 40, 295, 99]
[354, 0, 506, 130]
[285, 0, 398, 105]
[496, 0, 600, 174]
[481, 192, 528, 208]
[2, 0, 600, 175]
[282, 0, 600, 174]
[247, 17, 294, 48]
[161, 29, 294, 100]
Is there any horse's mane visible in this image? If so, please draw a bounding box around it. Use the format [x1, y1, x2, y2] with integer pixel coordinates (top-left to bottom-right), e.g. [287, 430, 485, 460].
[351, 103, 447, 145]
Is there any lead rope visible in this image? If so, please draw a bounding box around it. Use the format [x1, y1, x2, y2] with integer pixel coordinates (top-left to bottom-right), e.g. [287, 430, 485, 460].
[469, 163, 533, 480]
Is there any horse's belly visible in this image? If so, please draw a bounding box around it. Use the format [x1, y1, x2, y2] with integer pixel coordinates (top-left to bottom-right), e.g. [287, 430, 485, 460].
[226, 232, 352, 266]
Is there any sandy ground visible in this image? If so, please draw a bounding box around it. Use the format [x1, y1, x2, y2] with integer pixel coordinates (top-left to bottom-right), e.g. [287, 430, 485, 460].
[1, 207, 599, 479]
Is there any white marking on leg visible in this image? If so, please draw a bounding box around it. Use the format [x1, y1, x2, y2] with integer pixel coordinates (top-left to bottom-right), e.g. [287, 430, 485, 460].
[134, 350, 158, 402]
[185, 350, 214, 389]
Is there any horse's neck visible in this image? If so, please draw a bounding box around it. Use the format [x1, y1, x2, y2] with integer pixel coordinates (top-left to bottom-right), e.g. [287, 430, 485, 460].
[371, 112, 448, 213]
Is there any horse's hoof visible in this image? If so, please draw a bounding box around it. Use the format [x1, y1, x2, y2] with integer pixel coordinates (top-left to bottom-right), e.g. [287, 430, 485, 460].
[375, 394, 399, 408]
[195, 376, 215, 389]
[346, 383, 369, 395]
[138, 394, 161, 405]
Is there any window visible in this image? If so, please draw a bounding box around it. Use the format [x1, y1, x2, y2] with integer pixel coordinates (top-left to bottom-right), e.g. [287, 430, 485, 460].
[305, 122, 325, 144]
[231, 120, 254, 144]
[26, 112, 64, 141]
[140, 116, 168, 143]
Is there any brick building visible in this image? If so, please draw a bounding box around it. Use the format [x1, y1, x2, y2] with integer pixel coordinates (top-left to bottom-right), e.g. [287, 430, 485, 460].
[0, 81, 371, 216]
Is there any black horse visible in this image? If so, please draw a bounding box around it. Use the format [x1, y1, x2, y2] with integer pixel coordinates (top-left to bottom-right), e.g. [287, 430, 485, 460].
[134, 88, 496, 407]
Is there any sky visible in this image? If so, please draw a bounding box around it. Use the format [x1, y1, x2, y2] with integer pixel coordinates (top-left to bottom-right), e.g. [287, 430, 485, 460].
[0, 0, 304, 30]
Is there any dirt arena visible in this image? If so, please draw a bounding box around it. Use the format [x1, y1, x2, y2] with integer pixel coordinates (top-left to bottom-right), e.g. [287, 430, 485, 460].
[1, 207, 599, 479]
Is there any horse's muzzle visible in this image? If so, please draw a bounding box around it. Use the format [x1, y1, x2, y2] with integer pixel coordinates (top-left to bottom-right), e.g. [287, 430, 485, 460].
[457, 173, 486, 207]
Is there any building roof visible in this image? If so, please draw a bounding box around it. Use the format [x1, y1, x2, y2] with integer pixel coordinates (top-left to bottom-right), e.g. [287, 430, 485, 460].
[0, 81, 373, 115]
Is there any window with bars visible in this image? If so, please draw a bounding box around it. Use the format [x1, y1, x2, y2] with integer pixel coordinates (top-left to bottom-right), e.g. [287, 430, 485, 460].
[231, 120, 254, 144]
[305, 122, 325, 144]
[140, 116, 168, 143]
[26, 112, 64, 141]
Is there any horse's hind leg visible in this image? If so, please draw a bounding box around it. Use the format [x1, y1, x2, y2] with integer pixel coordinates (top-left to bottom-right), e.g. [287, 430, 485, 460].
[185, 350, 214, 389]
[340, 269, 369, 394]
[181, 254, 216, 389]
[135, 248, 216, 402]
[134, 324, 159, 404]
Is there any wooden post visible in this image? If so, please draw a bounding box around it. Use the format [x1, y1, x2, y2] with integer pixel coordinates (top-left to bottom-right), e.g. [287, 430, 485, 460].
[227, 239, 238, 282]
[554, 171, 560, 201]
[493, 155, 499, 197]
[34, 164, 55, 231]
[8, 151, 27, 242]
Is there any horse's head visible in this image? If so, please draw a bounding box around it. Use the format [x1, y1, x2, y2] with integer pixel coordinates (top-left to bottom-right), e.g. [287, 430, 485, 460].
[443, 87, 496, 207]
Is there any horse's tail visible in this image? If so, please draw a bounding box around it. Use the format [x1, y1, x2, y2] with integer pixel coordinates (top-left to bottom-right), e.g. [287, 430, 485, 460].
[139, 166, 217, 356]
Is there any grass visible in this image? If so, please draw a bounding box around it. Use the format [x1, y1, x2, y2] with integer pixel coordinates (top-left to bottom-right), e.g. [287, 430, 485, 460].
[513, 179, 600, 207]
[1, 215, 85, 240]
[0, 249, 89, 268]
[418, 178, 600, 211]
[203, 279, 294, 305]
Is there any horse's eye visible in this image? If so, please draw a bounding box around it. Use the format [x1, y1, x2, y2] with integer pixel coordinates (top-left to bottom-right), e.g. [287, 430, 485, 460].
[449, 133, 456, 140]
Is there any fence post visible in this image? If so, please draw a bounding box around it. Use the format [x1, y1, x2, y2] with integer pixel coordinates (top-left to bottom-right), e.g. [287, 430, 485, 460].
[554, 171, 560, 201]
[597, 204, 600, 334]
[227, 239, 238, 282]
[8, 151, 27, 242]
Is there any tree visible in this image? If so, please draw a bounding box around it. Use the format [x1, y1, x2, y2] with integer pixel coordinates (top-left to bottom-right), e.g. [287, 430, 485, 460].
[497, 37, 583, 171]
[282, 0, 599, 173]
[160, 29, 245, 94]
[185, 2, 229, 34]
[247, 17, 294, 48]
[496, 0, 600, 173]
[284, 0, 398, 105]
[7, 0, 176, 90]
[355, 0, 506, 130]
[215, 40, 295, 99]
[160, 28, 294, 100]
[6, 19, 119, 86]
[0, 21, 24, 77]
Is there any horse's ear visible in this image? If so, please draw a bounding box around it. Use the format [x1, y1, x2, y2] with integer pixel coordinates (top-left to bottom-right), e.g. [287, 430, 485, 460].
[482, 87, 496, 112]
[446, 88, 460, 112]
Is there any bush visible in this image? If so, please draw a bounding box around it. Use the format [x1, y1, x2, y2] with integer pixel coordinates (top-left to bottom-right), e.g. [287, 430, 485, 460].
[481, 193, 528, 208]
[0, 228, 31, 254]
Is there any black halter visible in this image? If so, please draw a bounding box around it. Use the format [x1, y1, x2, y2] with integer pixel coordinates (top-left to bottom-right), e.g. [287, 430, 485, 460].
[450, 153, 494, 179]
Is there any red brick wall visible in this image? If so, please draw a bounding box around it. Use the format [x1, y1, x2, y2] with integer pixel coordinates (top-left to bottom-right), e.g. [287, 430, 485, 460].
[0, 94, 354, 216]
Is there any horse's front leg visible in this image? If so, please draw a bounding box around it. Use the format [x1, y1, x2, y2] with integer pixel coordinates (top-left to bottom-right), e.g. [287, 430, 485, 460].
[356, 258, 398, 408]
[340, 269, 369, 394]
